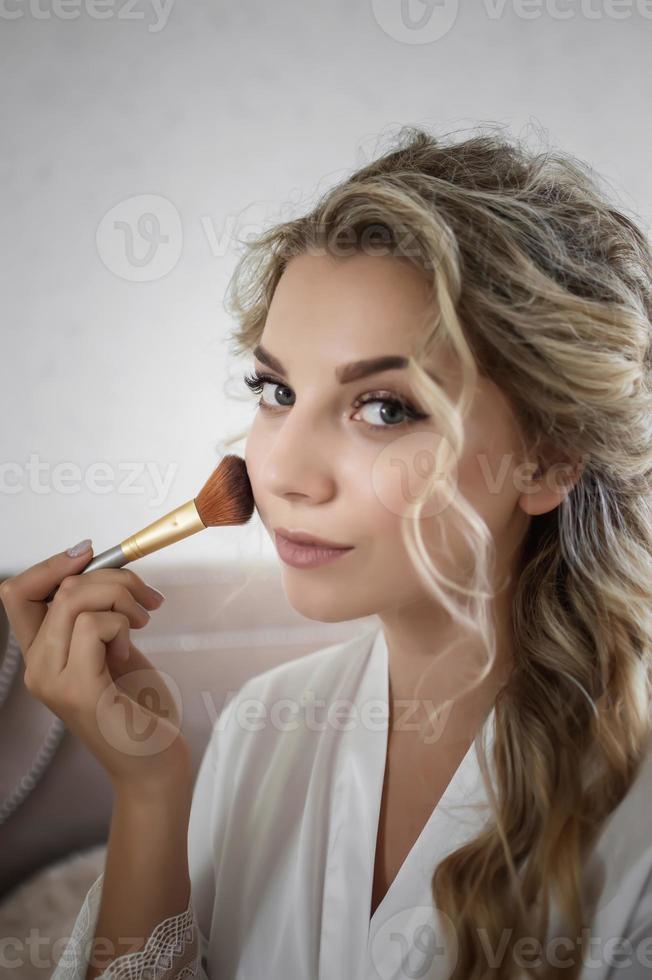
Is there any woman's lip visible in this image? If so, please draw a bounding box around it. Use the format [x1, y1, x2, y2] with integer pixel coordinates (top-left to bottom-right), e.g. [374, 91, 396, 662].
[273, 526, 353, 549]
[274, 532, 355, 569]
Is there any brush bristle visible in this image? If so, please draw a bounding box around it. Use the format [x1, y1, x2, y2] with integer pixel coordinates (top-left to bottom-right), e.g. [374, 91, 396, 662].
[195, 455, 255, 528]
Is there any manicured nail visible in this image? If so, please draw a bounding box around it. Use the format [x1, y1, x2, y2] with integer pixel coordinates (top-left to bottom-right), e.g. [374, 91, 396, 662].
[149, 588, 166, 605]
[66, 539, 93, 557]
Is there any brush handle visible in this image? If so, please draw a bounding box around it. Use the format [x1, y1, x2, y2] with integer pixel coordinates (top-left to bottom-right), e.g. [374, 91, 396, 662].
[44, 545, 128, 603]
[42, 500, 205, 604]
[79, 545, 128, 573]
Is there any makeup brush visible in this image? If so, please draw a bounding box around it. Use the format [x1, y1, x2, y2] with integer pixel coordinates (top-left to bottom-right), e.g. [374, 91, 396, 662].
[44, 454, 254, 603]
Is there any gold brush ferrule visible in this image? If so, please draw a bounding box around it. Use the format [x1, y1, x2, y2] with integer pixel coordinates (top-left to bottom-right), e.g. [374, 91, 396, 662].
[119, 499, 206, 561]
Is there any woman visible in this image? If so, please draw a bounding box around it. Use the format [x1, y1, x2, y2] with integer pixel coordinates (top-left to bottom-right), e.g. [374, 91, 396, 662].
[4, 124, 652, 979]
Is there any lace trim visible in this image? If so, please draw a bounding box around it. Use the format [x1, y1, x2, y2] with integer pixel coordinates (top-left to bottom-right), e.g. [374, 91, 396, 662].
[53, 872, 202, 980]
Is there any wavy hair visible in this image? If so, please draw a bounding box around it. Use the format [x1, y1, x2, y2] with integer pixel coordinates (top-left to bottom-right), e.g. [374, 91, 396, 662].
[219, 124, 652, 979]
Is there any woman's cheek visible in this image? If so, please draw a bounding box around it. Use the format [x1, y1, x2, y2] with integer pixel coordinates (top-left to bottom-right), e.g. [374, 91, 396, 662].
[368, 430, 459, 521]
[243, 427, 267, 516]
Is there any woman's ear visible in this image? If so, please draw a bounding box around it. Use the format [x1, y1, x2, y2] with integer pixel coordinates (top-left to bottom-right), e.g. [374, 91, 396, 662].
[518, 451, 586, 517]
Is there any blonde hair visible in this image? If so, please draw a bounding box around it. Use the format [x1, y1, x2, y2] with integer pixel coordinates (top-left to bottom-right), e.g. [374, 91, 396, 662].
[221, 124, 652, 978]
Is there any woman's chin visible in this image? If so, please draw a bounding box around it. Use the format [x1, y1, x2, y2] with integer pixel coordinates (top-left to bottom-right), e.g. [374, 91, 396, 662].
[281, 574, 377, 624]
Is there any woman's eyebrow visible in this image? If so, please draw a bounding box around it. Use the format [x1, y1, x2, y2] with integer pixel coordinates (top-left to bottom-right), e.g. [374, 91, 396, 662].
[253, 343, 414, 384]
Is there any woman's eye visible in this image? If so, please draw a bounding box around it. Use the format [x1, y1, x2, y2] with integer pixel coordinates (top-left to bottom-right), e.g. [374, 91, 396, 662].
[242, 371, 428, 431]
[260, 381, 290, 407]
[353, 396, 414, 429]
[243, 372, 293, 407]
[351, 392, 430, 430]
[259, 379, 293, 408]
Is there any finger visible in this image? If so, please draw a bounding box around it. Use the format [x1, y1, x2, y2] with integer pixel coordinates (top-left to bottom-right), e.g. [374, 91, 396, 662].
[67, 610, 129, 687]
[106, 639, 159, 678]
[69, 567, 166, 612]
[107, 641, 181, 730]
[29, 582, 152, 679]
[64, 625, 182, 787]
[68, 627, 182, 751]
[0, 544, 94, 659]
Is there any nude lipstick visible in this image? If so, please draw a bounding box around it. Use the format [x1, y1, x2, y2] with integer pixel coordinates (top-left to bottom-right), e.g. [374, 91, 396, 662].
[273, 528, 354, 569]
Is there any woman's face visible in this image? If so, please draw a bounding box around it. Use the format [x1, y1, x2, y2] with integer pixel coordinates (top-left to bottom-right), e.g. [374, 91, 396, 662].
[244, 251, 533, 624]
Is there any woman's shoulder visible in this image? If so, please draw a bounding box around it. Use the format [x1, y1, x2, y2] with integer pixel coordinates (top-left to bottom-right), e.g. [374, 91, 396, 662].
[584, 726, 652, 868]
[576, 726, 652, 950]
[208, 624, 381, 752]
[604, 724, 652, 832]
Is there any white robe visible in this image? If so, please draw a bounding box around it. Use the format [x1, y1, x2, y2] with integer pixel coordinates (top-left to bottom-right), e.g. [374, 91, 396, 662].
[52, 625, 652, 979]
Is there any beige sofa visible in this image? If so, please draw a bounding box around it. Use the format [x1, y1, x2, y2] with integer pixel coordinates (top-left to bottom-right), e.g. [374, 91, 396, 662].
[0, 560, 377, 975]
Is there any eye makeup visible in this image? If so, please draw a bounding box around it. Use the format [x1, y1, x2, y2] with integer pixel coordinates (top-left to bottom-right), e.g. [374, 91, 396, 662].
[242, 369, 430, 432]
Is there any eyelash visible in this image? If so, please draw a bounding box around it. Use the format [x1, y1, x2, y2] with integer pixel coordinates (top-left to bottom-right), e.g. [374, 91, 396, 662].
[242, 370, 429, 432]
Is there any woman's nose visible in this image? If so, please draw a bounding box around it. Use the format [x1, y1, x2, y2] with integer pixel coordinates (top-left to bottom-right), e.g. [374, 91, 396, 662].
[260, 408, 337, 502]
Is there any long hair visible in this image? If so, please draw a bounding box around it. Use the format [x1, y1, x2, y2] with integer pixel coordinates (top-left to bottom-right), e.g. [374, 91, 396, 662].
[220, 123, 652, 978]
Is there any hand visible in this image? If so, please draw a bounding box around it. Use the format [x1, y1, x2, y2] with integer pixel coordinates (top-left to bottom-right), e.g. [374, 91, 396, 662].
[0, 544, 193, 797]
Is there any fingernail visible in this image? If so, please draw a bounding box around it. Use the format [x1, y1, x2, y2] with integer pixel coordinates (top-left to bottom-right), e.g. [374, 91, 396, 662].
[149, 588, 166, 605]
[66, 539, 93, 557]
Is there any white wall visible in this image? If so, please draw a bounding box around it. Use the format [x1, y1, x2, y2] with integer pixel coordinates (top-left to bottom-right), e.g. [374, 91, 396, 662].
[1, 0, 650, 576]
